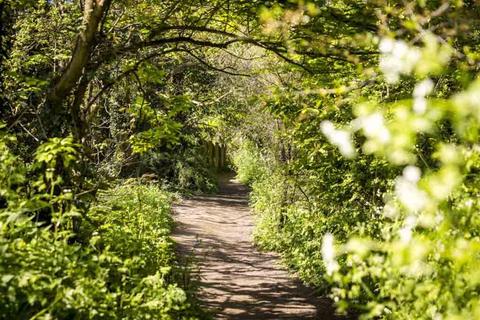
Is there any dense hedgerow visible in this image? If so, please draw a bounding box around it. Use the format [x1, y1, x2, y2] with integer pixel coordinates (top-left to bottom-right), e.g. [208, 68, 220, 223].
[0, 134, 204, 320]
[233, 139, 392, 289]
[231, 140, 267, 185]
[233, 28, 480, 320]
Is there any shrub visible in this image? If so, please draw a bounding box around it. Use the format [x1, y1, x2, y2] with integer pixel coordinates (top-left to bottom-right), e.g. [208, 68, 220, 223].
[0, 134, 204, 320]
[242, 30, 480, 319]
[231, 140, 267, 185]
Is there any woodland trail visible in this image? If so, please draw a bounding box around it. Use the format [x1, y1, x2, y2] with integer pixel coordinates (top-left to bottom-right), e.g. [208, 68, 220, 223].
[172, 174, 340, 320]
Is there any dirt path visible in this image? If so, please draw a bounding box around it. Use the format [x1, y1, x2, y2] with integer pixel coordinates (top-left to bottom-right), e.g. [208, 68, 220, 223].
[173, 174, 340, 320]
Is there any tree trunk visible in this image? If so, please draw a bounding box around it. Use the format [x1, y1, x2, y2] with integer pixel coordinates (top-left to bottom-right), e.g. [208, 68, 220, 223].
[45, 0, 111, 133]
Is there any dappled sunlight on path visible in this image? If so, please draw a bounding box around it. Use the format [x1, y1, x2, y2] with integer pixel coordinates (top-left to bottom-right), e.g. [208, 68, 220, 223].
[173, 174, 342, 320]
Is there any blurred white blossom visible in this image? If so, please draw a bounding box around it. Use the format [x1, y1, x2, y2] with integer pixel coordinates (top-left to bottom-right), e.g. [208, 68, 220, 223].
[465, 199, 474, 208]
[320, 121, 355, 158]
[413, 78, 434, 114]
[398, 215, 417, 243]
[352, 112, 390, 143]
[395, 166, 428, 212]
[383, 202, 398, 218]
[453, 79, 480, 112]
[403, 165, 421, 183]
[322, 233, 339, 276]
[414, 78, 434, 97]
[413, 99, 427, 114]
[379, 38, 421, 83]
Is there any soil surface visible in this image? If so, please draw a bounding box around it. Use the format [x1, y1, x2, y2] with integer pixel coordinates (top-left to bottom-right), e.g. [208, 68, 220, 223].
[172, 174, 341, 320]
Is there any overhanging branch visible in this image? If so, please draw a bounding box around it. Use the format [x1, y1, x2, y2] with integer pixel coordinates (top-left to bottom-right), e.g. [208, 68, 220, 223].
[180, 49, 251, 77]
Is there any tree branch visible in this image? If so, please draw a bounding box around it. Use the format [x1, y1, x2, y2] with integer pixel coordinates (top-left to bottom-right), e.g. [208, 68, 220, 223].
[86, 48, 182, 110]
[181, 49, 251, 77]
[46, 0, 112, 110]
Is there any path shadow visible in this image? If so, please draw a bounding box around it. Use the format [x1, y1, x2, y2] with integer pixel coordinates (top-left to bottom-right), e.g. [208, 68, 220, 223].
[173, 173, 355, 320]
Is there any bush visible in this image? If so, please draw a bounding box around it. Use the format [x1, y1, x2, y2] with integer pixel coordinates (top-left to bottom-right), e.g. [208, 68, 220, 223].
[0, 134, 204, 320]
[239, 31, 480, 319]
[231, 140, 267, 185]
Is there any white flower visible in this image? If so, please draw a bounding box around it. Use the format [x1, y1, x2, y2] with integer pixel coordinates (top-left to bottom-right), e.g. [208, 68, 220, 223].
[433, 313, 443, 320]
[383, 202, 398, 218]
[413, 79, 434, 98]
[413, 79, 434, 114]
[352, 112, 390, 143]
[320, 121, 356, 158]
[398, 215, 417, 243]
[322, 233, 339, 276]
[413, 98, 427, 114]
[403, 165, 421, 183]
[453, 80, 480, 112]
[379, 38, 395, 53]
[379, 38, 421, 83]
[465, 199, 474, 208]
[395, 166, 428, 212]
[434, 213, 444, 225]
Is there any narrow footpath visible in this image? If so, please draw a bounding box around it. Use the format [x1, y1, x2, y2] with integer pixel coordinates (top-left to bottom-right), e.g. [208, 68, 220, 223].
[173, 174, 341, 320]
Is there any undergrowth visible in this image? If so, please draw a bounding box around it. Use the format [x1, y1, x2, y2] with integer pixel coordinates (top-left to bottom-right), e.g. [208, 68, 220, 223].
[0, 134, 205, 319]
[1, 183, 205, 319]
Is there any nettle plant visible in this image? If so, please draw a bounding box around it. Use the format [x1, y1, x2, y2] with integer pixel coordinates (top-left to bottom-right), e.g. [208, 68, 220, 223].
[0, 130, 200, 319]
[0, 132, 81, 229]
[321, 33, 480, 318]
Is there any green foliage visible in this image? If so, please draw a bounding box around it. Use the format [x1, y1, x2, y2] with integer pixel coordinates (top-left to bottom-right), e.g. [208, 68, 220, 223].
[128, 95, 189, 154]
[4, 0, 480, 319]
[318, 36, 480, 319]
[235, 3, 480, 319]
[174, 158, 217, 193]
[0, 134, 203, 319]
[231, 140, 267, 185]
